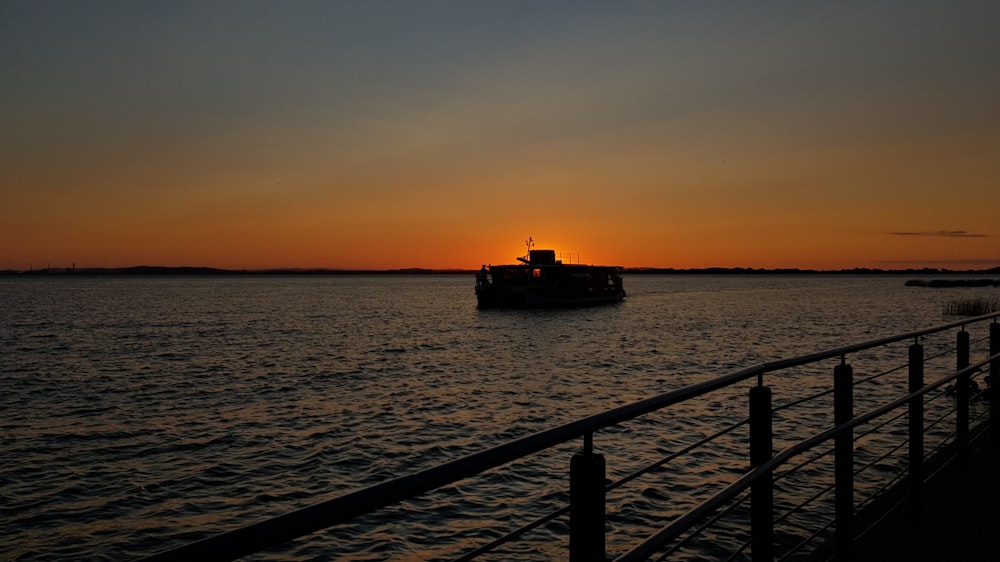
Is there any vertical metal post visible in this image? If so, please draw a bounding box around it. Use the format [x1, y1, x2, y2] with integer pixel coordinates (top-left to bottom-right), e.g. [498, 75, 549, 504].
[749, 383, 773, 562]
[991, 322, 1000, 448]
[957, 329, 970, 463]
[570, 433, 605, 562]
[909, 342, 924, 505]
[834, 362, 854, 558]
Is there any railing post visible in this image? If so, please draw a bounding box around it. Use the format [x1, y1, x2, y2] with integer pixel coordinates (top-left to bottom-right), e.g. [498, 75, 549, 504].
[749, 382, 773, 562]
[991, 322, 1000, 448]
[834, 361, 854, 558]
[957, 329, 970, 464]
[909, 342, 924, 506]
[570, 433, 605, 562]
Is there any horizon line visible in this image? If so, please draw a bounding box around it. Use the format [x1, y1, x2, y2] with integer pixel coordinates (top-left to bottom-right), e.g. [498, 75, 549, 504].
[4, 264, 1000, 276]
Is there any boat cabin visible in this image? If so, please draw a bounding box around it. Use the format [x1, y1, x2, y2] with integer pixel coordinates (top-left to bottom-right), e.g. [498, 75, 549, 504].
[475, 240, 625, 307]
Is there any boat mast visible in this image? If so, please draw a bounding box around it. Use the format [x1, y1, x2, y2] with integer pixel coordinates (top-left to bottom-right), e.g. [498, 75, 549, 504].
[525, 236, 534, 260]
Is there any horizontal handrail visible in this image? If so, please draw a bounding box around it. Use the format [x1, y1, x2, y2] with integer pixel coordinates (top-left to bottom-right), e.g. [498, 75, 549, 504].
[140, 372, 748, 560]
[140, 311, 1000, 561]
[613, 351, 1000, 562]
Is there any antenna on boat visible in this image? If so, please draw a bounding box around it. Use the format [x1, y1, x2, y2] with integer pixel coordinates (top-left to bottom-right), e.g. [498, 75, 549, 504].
[525, 236, 534, 259]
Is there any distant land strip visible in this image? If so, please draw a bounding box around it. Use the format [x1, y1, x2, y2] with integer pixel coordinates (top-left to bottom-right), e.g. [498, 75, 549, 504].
[3, 265, 1000, 276]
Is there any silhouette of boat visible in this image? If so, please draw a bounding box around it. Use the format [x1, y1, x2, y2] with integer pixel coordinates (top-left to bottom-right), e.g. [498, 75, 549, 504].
[475, 241, 626, 308]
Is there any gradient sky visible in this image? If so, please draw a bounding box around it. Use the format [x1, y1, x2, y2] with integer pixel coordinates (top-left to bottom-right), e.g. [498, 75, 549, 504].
[3, 1, 998, 270]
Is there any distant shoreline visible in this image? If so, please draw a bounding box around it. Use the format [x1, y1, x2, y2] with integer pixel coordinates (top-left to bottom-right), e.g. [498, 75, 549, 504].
[3, 265, 999, 276]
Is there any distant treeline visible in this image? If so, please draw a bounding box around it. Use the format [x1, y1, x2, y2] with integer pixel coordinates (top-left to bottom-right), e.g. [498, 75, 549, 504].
[0, 266, 472, 276]
[624, 267, 1000, 275]
[3, 265, 1000, 277]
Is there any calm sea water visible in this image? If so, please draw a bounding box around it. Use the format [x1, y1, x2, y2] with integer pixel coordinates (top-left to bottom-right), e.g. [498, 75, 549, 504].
[2, 274, 995, 561]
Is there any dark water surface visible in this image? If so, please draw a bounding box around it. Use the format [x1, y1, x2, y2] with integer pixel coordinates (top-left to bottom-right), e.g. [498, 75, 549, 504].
[2, 274, 994, 560]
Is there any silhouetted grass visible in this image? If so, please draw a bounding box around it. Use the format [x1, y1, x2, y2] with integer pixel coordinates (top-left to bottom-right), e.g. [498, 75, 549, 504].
[943, 296, 1000, 316]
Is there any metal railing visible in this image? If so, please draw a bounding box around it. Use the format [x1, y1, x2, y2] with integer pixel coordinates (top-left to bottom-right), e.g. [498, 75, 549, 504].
[139, 312, 1000, 561]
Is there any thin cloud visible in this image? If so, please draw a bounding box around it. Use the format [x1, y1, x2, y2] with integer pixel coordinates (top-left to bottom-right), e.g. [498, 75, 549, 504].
[889, 230, 989, 238]
[877, 258, 1000, 265]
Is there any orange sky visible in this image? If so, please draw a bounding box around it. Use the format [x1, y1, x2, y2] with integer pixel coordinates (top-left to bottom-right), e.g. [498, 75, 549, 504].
[2, 2, 998, 271]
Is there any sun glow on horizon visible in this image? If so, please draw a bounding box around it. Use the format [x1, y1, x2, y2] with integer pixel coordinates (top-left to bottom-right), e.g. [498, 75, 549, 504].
[2, 3, 998, 272]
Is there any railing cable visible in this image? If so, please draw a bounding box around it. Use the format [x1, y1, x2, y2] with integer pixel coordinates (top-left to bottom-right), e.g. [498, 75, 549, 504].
[137, 313, 1000, 562]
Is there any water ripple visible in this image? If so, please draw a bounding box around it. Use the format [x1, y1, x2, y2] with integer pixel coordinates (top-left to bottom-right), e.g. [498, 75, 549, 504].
[0, 274, 972, 560]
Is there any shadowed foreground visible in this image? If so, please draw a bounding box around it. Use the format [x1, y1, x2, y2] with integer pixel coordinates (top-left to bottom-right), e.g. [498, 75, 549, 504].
[849, 427, 1000, 562]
